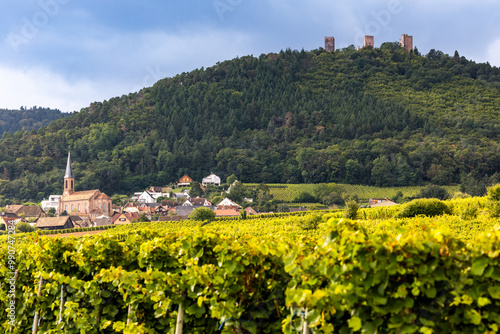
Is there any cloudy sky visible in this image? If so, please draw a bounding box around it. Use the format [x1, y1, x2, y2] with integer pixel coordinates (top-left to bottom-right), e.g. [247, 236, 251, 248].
[1, 0, 499, 112]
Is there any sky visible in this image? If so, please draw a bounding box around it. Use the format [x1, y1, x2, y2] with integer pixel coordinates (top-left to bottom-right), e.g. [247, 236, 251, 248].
[1, 0, 499, 112]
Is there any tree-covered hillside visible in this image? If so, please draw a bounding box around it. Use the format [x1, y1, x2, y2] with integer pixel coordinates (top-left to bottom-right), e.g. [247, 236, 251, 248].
[0, 107, 68, 136]
[1, 44, 500, 203]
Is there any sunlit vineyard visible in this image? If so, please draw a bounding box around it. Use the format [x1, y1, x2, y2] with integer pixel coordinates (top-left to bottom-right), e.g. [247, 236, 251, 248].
[1, 195, 500, 333]
[246, 183, 460, 203]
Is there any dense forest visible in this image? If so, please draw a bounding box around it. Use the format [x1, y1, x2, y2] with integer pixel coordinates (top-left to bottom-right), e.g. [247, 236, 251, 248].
[0, 107, 68, 136]
[1, 43, 500, 204]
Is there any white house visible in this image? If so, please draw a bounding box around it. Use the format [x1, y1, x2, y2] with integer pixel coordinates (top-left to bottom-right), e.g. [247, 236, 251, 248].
[183, 197, 213, 207]
[217, 198, 241, 210]
[202, 173, 221, 186]
[41, 195, 62, 212]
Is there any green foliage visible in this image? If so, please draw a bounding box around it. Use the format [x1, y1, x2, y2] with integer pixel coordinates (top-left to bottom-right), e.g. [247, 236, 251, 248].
[0, 223, 5, 231]
[395, 198, 451, 218]
[189, 207, 216, 221]
[189, 182, 205, 198]
[292, 192, 317, 203]
[0, 48, 500, 203]
[47, 207, 56, 217]
[0, 106, 68, 136]
[487, 184, 500, 202]
[343, 200, 359, 219]
[15, 221, 35, 233]
[60, 210, 68, 216]
[419, 185, 450, 200]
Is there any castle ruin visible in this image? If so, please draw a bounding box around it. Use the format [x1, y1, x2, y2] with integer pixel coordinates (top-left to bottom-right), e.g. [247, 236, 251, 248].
[363, 35, 374, 48]
[325, 36, 335, 52]
[400, 34, 413, 52]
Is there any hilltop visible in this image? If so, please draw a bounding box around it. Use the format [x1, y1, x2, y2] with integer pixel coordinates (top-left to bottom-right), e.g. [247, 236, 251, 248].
[0, 107, 68, 136]
[0, 44, 500, 203]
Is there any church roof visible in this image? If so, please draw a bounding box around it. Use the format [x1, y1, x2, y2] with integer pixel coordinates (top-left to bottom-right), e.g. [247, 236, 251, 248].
[64, 152, 74, 178]
[61, 190, 99, 201]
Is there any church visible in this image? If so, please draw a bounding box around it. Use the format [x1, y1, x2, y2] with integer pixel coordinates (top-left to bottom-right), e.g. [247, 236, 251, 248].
[58, 152, 113, 219]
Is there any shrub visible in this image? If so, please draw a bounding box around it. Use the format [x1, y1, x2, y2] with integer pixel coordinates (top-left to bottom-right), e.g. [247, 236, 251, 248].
[189, 207, 216, 221]
[395, 198, 451, 218]
[292, 192, 317, 203]
[297, 214, 322, 231]
[488, 184, 500, 201]
[16, 222, 35, 233]
[343, 200, 359, 220]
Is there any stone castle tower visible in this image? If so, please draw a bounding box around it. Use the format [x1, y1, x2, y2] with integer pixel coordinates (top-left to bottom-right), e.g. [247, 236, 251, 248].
[325, 37, 335, 52]
[363, 36, 374, 48]
[400, 34, 413, 52]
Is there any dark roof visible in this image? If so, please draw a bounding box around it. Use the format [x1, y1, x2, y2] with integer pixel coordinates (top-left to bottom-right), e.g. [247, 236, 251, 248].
[64, 152, 74, 178]
[175, 206, 216, 216]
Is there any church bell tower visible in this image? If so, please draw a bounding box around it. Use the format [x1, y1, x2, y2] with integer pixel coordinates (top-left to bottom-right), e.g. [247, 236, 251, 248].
[63, 152, 75, 196]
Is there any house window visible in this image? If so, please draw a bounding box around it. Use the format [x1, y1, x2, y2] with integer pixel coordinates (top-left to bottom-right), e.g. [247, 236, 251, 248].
[71, 180, 74, 189]
[85, 203, 88, 213]
[78, 204, 81, 212]
[119, 218, 126, 221]
[65, 180, 68, 188]
[71, 205, 74, 211]
[108, 203, 110, 213]
[65, 205, 67, 212]
[99, 203, 101, 209]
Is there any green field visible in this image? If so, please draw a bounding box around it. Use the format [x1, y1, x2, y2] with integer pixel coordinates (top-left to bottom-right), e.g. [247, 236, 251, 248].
[246, 183, 460, 203]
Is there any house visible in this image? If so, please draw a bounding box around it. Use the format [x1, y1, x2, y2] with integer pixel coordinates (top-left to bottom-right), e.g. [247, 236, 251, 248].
[149, 186, 164, 193]
[69, 215, 87, 228]
[41, 195, 62, 212]
[177, 174, 193, 187]
[6, 205, 46, 219]
[94, 215, 112, 226]
[36, 217, 74, 231]
[215, 209, 240, 217]
[153, 205, 170, 215]
[368, 198, 398, 207]
[161, 200, 177, 208]
[1, 215, 23, 229]
[173, 192, 189, 200]
[134, 191, 156, 204]
[217, 198, 241, 210]
[123, 202, 139, 213]
[112, 213, 139, 225]
[202, 174, 221, 186]
[183, 197, 213, 207]
[245, 207, 258, 215]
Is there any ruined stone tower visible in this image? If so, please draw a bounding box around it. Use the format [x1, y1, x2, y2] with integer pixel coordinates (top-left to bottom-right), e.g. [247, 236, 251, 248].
[400, 34, 413, 52]
[363, 36, 374, 48]
[325, 36, 335, 52]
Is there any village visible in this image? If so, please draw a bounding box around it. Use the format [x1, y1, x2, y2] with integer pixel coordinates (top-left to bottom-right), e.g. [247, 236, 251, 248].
[0, 152, 398, 232]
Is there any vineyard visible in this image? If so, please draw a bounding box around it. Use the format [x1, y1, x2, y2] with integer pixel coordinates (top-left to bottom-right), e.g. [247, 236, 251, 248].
[245, 183, 460, 203]
[1, 196, 500, 333]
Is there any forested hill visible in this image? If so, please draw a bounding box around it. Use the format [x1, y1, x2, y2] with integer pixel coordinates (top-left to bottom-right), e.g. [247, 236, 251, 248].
[1, 44, 500, 203]
[0, 107, 68, 136]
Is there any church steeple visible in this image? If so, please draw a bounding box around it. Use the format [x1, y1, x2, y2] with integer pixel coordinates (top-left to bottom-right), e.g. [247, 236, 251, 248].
[63, 151, 75, 196]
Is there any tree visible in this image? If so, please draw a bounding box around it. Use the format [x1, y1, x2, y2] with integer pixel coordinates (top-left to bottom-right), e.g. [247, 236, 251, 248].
[189, 207, 216, 221]
[189, 182, 205, 198]
[16, 222, 35, 233]
[47, 207, 56, 217]
[418, 185, 449, 200]
[226, 174, 238, 185]
[227, 181, 246, 203]
[343, 200, 359, 220]
[60, 210, 68, 216]
[138, 213, 150, 222]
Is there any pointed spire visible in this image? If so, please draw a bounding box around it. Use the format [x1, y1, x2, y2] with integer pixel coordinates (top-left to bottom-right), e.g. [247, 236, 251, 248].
[64, 151, 74, 178]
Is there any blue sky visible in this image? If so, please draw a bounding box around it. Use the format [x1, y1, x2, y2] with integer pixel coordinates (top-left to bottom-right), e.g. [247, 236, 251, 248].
[1, 0, 499, 112]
